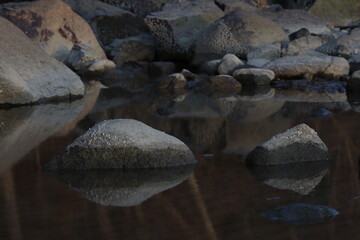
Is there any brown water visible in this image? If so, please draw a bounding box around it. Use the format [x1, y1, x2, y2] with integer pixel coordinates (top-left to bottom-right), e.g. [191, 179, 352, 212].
[1, 86, 360, 240]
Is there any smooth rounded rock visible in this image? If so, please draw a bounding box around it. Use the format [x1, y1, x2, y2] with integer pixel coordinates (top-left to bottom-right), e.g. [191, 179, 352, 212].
[218, 54, 245, 75]
[233, 68, 275, 85]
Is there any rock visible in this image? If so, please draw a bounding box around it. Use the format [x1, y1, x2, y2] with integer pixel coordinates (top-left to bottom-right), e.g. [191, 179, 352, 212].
[50, 166, 194, 206]
[309, 0, 360, 27]
[288, 28, 310, 41]
[264, 56, 350, 79]
[0, 17, 84, 105]
[233, 68, 275, 85]
[284, 35, 331, 56]
[258, 9, 333, 35]
[245, 123, 328, 165]
[317, 28, 360, 58]
[109, 34, 155, 65]
[247, 44, 281, 60]
[45, 119, 197, 170]
[215, 0, 257, 13]
[347, 70, 360, 92]
[1, 0, 106, 62]
[158, 73, 187, 89]
[87, 60, 116, 74]
[206, 75, 242, 89]
[348, 53, 360, 73]
[149, 61, 176, 78]
[274, 89, 347, 103]
[145, 1, 224, 61]
[247, 58, 271, 68]
[262, 203, 339, 225]
[192, 11, 288, 65]
[218, 54, 245, 75]
[248, 161, 328, 195]
[270, 0, 317, 9]
[198, 59, 221, 75]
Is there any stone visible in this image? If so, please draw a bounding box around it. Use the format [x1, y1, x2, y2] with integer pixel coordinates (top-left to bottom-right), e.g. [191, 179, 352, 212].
[233, 68, 275, 85]
[206, 75, 242, 89]
[317, 28, 360, 58]
[262, 203, 339, 225]
[158, 73, 187, 89]
[1, 0, 106, 62]
[215, 0, 257, 13]
[245, 123, 328, 165]
[51, 166, 194, 206]
[288, 28, 310, 41]
[191, 11, 288, 65]
[45, 119, 197, 170]
[247, 58, 270, 68]
[87, 60, 116, 74]
[264, 56, 350, 79]
[109, 34, 155, 65]
[347, 70, 360, 92]
[258, 9, 333, 35]
[348, 53, 360, 73]
[198, 59, 221, 75]
[309, 0, 360, 27]
[247, 43, 281, 60]
[0, 16, 84, 105]
[149, 61, 176, 78]
[218, 54, 245, 75]
[248, 161, 328, 195]
[284, 35, 331, 56]
[145, 1, 224, 61]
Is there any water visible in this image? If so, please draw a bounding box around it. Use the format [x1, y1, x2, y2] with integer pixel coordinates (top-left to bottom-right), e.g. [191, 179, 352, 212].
[1, 85, 360, 240]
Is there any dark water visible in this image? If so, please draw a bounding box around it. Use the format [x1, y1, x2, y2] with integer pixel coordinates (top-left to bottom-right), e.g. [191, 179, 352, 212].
[1, 85, 360, 240]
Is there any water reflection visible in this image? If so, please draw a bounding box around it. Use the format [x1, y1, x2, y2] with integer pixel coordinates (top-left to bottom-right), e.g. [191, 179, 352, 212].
[51, 166, 195, 206]
[247, 161, 328, 195]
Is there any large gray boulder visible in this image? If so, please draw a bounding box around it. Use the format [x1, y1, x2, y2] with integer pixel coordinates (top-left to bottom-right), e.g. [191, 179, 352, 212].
[191, 11, 288, 65]
[145, 1, 224, 61]
[51, 166, 194, 206]
[0, 16, 84, 105]
[246, 124, 328, 165]
[1, 0, 107, 62]
[45, 119, 197, 169]
[263, 55, 349, 79]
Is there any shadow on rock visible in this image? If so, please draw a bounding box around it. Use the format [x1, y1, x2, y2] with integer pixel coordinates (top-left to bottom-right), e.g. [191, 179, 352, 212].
[247, 161, 328, 195]
[50, 166, 195, 207]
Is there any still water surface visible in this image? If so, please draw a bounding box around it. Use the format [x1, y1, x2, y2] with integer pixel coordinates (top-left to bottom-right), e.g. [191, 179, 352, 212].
[1, 86, 360, 240]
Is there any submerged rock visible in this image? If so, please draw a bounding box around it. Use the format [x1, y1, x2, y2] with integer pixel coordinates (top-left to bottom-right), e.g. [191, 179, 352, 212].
[262, 203, 339, 225]
[45, 119, 196, 170]
[0, 16, 84, 105]
[246, 124, 328, 165]
[51, 166, 194, 206]
[248, 161, 328, 195]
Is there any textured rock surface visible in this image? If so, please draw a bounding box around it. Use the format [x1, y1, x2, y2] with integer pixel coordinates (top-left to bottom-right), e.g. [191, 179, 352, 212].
[262, 203, 339, 225]
[233, 68, 275, 85]
[145, 1, 224, 61]
[218, 54, 245, 75]
[1, 0, 106, 62]
[264, 56, 349, 79]
[246, 123, 328, 165]
[247, 43, 281, 60]
[248, 161, 328, 195]
[284, 35, 331, 56]
[45, 119, 197, 169]
[0, 16, 84, 105]
[206, 75, 242, 89]
[51, 166, 194, 206]
[192, 11, 288, 65]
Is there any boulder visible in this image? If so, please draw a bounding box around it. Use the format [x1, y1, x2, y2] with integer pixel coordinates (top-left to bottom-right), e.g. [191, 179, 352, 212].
[87, 60, 116, 74]
[284, 35, 331, 56]
[263, 56, 350, 79]
[247, 43, 281, 60]
[348, 53, 360, 73]
[206, 75, 242, 89]
[262, 204, 339, 225]
[258, 9, 333, 35]
[191, 11, 288, 65]
[347, 70, 360, 92]
[247, 58, 270, 68]
[0, 16, 84, 105]
[145, 1, 224, 61]
[309, 0, 360, 27]
[198, 59, 221, 75]
[233, 68, 275, 85]
[317, 28, 360, 58]
[45, 119, 197, 170]
[214, 0, 257, 13]
[218, 54, 245, 75]
[1, 0, 106, 62]
[246, 123, 328, 165]
[109, 34, 155, 65]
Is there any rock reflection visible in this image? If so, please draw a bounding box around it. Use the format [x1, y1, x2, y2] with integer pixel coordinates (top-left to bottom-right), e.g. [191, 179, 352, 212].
[51, 166, 195, 206]
[247, 161, 328, 195]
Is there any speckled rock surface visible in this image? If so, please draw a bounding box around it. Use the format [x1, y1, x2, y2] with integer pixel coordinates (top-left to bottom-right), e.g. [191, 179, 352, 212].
[263, 56, 349, 79]
[45, 119, 196, 169]
[246, 123, 328, 165]
[233, 68, 275, 85]
[0, 16, 84, 105]
[191, 11, 288, 65]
